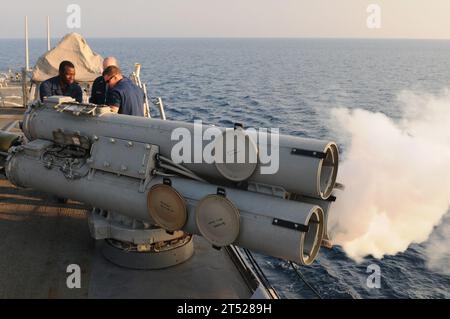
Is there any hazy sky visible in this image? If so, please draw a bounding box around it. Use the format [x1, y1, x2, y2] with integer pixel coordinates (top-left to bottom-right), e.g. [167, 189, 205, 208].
[1, 0, 450, 39]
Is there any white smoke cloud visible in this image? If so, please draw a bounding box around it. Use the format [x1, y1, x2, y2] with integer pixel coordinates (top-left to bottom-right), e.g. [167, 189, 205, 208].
[328, 90, 450, 262]
[424, 214, 450, 277]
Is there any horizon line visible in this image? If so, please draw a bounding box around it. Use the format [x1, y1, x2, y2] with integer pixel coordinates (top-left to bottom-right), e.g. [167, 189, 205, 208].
[2, 36, 450, 41]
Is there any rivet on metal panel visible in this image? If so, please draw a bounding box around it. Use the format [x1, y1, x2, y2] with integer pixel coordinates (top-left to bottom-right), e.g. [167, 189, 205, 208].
[110, 138, 116, 144]
[121, 165, 128, 171]
[127, 141, 134, 147]
[93, 135, 99, 141]
[104, 161, 110, 168]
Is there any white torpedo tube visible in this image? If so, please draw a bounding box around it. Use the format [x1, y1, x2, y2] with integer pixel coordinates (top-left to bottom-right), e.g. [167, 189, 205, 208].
[7, 144, 324, 265]
[22, 97, 339, 200]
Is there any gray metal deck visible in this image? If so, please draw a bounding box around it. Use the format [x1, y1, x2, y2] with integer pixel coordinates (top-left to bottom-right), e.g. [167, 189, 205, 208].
[0, 177, 93, 298]
[0, 176, 253, 299]
[0, 85, 23, 108]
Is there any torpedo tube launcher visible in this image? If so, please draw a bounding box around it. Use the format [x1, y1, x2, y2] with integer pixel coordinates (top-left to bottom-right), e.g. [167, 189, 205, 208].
[6, 96, 340, 265]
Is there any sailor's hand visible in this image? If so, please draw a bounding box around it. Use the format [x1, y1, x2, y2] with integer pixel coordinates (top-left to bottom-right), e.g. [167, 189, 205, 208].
[109, 106, 119, 113]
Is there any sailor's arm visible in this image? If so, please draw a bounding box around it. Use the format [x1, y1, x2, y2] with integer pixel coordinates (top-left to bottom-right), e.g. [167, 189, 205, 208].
[89, 77, 103, 104]
[39, 80, 52, 102]
[73, 84, 83, 103]
[105, 89, 121, 113]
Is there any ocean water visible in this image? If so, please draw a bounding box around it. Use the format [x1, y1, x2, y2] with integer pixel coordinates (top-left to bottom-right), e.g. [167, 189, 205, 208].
[1, 38, 449, 299]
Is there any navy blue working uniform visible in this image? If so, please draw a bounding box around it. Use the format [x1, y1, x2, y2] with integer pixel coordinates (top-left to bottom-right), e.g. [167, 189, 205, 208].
[89, 76, 107, 105]
[106, 77, 145, 116]
[39, 76, 83, 103]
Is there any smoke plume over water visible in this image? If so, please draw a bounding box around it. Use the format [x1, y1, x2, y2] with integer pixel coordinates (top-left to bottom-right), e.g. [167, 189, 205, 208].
[328, 90, 450, 264]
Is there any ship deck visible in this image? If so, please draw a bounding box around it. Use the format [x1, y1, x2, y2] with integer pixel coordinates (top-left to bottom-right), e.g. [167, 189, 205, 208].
[0, 174, 255, 299]
[0, 84, 23, 108]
